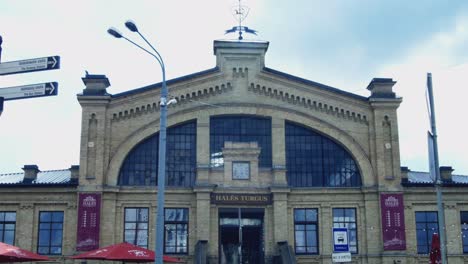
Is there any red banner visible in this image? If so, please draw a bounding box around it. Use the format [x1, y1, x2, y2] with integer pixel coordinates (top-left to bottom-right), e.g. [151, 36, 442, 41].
[76, 193, 101, 251]
[380, 193, 406, 250]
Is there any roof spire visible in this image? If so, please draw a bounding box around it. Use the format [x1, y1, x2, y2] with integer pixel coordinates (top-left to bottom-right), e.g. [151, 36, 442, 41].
[225, 0, 257, 40]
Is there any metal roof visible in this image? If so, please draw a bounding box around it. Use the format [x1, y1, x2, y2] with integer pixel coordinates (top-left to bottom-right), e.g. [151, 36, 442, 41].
[407, 171, 468, 185]
[262, 67, 369, 101]
[0, 169, 74, 186]
[110, 65, 369, 102]
[111, 67, 220, 98]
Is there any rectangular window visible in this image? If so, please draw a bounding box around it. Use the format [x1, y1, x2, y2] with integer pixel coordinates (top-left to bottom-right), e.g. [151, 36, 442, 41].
[294, 208, 319, 254]
[124, 208, 149, 248]
[0, 212, 16, 245]
[164, 208, 188, 254]
[37, 211, 64, 255]
[461, 211, 468, 253]
[415, 211, 438, 254]
[333, 208, 358, 253]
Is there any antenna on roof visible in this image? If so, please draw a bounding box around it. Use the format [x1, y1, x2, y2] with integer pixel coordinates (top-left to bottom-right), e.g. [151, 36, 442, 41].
[225, 0, 257, 40]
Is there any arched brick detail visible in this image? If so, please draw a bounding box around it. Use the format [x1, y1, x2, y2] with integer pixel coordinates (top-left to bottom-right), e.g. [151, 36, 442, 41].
[105, 104, 374, 187]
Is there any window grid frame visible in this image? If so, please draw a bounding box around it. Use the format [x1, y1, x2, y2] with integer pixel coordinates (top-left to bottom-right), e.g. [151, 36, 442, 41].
[285, 121, 361, 187]
[118, 120, 197, 187]
[0, 211, 16, 245]
[293, 208, 319, 255]
[124, 207, 149, 249]
[210, 115, 272, 168]
[461, 211, 468, 253]
[332, 208, 358, 254]
[164, 208, 189, 255]
[37, 211, 64, 255]
[415, 211, 439, 254]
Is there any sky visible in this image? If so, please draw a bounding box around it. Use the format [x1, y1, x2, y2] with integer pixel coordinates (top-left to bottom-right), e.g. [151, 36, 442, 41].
[0, 0, 467, 175]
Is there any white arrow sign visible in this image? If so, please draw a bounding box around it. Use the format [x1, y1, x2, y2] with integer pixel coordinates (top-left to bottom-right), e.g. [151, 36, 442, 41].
[0, 82, 58, 101]
[0, 56, 60, 76]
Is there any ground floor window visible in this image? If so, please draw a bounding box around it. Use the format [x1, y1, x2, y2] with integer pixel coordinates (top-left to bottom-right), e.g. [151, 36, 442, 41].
[164, 208, 188, 254]
[294, 208, 318, 254]
[333, 208, 358, 253]
[415, 211, 438, 254]
[124, 208, 149, 248]
[37, 211, 64, 255]
[0, 211, 16, 245]
[461, 211, 468, 253]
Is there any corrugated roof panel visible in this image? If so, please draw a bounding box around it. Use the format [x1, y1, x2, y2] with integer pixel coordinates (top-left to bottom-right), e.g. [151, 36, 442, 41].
[408, 171, 434, 184]
[33, 169, 71, 184]
[0, 172, 24, 184]
[0, 169, 71, 185]
[408, 171, 468, 184]
[453, 175, 468, 184]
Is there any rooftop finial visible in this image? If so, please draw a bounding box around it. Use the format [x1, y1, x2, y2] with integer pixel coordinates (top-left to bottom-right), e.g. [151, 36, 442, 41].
[225, 0, 257, 40]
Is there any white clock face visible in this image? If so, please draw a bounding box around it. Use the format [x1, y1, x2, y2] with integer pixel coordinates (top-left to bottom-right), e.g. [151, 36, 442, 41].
[233, 162, 250, 180]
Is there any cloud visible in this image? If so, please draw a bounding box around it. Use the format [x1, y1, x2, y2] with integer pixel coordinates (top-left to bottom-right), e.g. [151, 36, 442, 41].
[377, 14, 468, 173]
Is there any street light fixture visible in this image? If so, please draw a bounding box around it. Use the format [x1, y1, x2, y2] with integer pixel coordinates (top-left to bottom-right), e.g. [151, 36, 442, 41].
[108, 21, 168, 264]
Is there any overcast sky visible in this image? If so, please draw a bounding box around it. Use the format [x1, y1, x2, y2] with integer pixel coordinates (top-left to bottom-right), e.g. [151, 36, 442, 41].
[1, 0, 467, 175]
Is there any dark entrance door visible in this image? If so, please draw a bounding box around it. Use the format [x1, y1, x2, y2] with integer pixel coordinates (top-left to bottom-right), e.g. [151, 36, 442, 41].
[219, 208, 264, 264]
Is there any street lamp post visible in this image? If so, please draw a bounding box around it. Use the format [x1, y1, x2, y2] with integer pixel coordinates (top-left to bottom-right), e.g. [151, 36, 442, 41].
[108, 21, 168, 264]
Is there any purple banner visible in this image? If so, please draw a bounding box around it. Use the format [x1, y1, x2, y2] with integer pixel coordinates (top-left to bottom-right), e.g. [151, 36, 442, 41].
[76, 193, 101, 251]
[381, 193, 406, 250]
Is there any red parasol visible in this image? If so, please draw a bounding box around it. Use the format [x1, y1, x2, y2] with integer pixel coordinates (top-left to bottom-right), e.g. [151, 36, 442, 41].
[429, 233, 441, 264]
[70, 242, 181, 263]
[0, 242, 51, 263]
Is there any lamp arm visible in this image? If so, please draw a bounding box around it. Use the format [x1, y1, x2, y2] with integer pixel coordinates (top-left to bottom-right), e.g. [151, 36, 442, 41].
[121, 35, 163, 68]
[136, 31, 165, 69]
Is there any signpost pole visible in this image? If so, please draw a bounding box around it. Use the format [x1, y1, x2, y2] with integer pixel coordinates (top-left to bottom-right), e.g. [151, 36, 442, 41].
[0, 97, 4, 116]
[427, 73, 447, 264]
[0, 35, 3, 63]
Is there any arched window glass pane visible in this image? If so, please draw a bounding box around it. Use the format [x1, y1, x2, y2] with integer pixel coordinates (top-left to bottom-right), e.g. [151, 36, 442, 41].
[210, 115, 272, 167]
[285, 121, 361, 187]
[118, 120, 196, 187]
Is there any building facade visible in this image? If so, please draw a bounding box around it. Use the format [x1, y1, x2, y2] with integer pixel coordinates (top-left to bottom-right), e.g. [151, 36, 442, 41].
[1, 40, 468, 264]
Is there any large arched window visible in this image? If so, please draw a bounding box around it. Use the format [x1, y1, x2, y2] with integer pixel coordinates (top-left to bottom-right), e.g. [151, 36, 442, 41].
[118, 120, 196, 187]
[210, 115, 272, 167]
[285, 121, 361, 187]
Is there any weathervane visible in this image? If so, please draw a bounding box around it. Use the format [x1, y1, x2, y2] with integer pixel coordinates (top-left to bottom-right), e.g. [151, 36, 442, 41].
[225, 0, 257, 40]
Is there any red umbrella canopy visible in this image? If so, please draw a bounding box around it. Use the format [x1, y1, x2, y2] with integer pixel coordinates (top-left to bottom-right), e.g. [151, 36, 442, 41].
[70, 242, 181, 263]
[429, 233, 441, 264]
[0, 242, 51, 263]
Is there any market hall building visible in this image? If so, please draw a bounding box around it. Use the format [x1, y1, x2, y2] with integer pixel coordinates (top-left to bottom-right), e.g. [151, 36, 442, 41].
[1, 39, 468, 264]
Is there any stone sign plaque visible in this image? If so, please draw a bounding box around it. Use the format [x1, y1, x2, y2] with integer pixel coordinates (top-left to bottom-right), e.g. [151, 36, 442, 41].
[211, 193, 273, 205]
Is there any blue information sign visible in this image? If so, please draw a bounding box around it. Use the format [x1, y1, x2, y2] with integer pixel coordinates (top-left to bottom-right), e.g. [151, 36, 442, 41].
[333, 227, 349, 252]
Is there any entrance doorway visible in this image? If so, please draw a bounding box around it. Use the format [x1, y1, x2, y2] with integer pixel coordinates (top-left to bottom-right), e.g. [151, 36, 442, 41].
[219, 208, 264, 264]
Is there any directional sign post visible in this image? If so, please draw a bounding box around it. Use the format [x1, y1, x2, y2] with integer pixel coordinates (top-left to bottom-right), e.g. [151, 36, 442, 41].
[0, 56, 60, 76]
[0, 82, 58, 101]
[0, 51, 60, 116]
